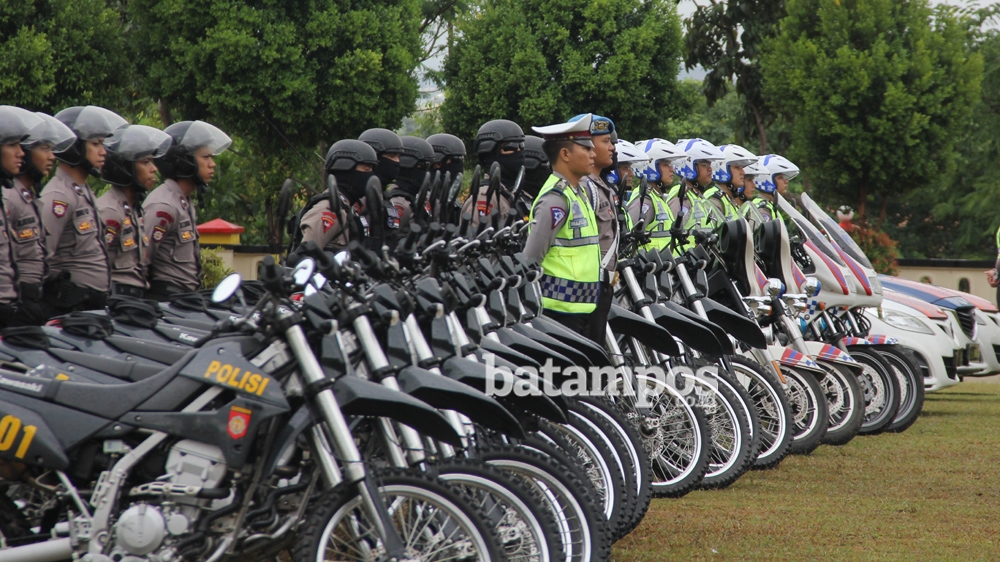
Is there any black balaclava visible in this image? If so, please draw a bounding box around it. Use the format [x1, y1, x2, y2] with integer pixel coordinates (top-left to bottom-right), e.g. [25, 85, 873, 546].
[485, 150, 525, 187]
[374, 155, 400, 187]
[522, 164, 551, 200]
[441, 158, 464, 182]
[335, 169, 376, 204]
[395, 165, 427, 196]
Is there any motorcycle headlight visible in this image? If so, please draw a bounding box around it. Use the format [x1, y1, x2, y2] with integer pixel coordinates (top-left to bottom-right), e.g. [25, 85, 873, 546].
[882, 309, 935, 335]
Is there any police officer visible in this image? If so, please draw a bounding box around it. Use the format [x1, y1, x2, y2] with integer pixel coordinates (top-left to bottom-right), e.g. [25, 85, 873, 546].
[426, 133, 466, 180]
[386, 136, 434, 236]
[705, 144, 757, 222]
[610, 140, 647, 191]
[10, 113, 75, 323]
[41, 106, 128, 316]
[144, 120, 232, 301]
[523, 114, 600, 335]
[295, 139, 379, 254]
[461, 119, 525, 229]
[513, 135, 551, 220]
[753, 154, 800, 221]
[359, 128, 404, 188]
[99, 125, 172, 298]
[629, 138, 686, 252]
[569, 114, 617, 343]
[666, 138, 724, 251]
[0, 107, 45, 326]
[738, 160, 770, 228]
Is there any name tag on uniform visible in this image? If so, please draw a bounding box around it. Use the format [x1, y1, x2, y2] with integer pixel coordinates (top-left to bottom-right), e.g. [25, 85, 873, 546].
[569, 218, 588, 228]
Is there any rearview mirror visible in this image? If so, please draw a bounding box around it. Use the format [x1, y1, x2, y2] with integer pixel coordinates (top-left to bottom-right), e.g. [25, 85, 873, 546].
[292, 258, 316, 290]
[212, 273, 242, 303]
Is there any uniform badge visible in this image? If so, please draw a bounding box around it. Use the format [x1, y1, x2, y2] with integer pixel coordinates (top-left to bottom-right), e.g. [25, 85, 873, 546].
[155, 211, 174, 224]
[78, 221, 92, 232]
[105, 231, 116, 245]
[21, 190, 30, 200]
[394, 204, 406, 219]
[152, 225, 166, 242]
[180, 198, 188, 210]
[180, 230, 193, 241]
[123, 217, 132, 227]
[321, 211, 337, 233]
[123, 236, 135, 248]
[52, 200, 68, 218]
[105, 219, 120, 231]
[641, 203, 650, 215]
[143, 235, 150, 244]
[425, 201, 432, 214]
[18, 228, 34, 240]
[227, 406, 251, 440]
[551, 207, 566, 228]
[476, 200, 493, 216]
[73, 185, 83, 195]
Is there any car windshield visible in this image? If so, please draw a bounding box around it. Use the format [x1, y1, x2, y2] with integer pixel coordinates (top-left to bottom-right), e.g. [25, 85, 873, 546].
[800, 193, 875, 270]
[777, 196, 846, 266]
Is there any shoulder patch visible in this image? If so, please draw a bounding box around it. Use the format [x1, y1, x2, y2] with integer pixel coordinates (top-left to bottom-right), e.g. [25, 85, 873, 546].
[551, 207, 567, 229]
[152, 224, 166, 242]
[155, 210, 174, 224]
[52, 200, 68, 218]
[105, 219, 121, 231]
[321, 211, 337, 233]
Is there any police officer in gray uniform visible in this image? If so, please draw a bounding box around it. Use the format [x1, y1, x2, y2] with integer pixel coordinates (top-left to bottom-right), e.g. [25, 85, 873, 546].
[41, 106, 128, 316]
[386, 136, 434, 236]
[144, 120, 232, 301]
[99, 125, 172, 298]
[0, 107, 45, 326]
[461, 119, 525, 230]
[10, 113, 75, 323]
[295, 139, 379, 254]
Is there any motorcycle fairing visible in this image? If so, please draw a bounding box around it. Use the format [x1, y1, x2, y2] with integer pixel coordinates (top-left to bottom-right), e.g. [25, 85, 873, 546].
[608, 304, 680, 357]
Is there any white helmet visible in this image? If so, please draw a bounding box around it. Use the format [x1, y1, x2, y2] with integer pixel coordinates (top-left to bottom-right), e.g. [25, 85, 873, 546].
[711, 144, 757, 184]
[633, 138, 685, 182]
[606, 140, 648, 184]
[756, 154, 800, 194]
[737, 160, 767, 195]
[673, 138, 723, 181]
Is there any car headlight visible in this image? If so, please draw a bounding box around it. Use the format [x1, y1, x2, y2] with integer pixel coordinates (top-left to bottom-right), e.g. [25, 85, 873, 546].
[882, 309, 935, 334]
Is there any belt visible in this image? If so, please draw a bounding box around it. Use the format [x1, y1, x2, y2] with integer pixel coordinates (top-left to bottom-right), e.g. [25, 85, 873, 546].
[18, 282, 42, 301]
[112, 283, 147, 299]
[148, 280, 189, 296]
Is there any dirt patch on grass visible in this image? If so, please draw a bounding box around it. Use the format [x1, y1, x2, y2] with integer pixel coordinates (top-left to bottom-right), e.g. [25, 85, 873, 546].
[613, 382, 1000, 561]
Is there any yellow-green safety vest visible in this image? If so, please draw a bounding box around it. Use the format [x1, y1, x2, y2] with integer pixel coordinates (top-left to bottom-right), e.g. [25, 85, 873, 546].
[529, 175, 601, 314]
[703, 185, 742, 222]
[665, 183, 713, 252]
[626, 188, 674, 252]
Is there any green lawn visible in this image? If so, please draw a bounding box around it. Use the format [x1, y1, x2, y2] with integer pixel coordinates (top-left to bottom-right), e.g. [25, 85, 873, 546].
[612, 383, 1000, 561]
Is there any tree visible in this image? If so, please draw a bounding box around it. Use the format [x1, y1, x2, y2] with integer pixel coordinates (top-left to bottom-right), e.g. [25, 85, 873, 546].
[762, 0, 983, 224]
[441, 0, 684, 150]
[684, 0, 787, 153]
[129, 0, 424, 245]
[0, 0, 131, 111]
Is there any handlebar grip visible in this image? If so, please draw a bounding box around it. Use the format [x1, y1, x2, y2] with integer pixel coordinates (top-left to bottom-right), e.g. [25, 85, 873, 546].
[260, 255, 284, 293]
[399, 223, 422, 254]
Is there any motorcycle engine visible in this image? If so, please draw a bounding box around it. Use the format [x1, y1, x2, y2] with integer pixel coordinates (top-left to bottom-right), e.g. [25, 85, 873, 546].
[110, 440, 228, 561]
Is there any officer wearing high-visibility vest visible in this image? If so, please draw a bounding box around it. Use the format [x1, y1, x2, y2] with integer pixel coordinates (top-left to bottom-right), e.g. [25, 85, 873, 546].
[522, 114, 601, 335]
[738, 160, 770, 229]
[629, 138, 687, 253]
[664, 138, 722, 252]
[705, 144, 757, 222]
[753, 154, 799, 222]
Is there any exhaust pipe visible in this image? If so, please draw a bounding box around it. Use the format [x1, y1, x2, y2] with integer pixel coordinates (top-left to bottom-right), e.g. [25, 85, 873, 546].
[0, 538, 73, 562]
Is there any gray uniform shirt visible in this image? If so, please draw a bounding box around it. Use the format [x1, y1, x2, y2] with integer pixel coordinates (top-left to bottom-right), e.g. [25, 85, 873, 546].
[6, 177, 45, 286]
[143, 180, 200, 292]
[40, 167, 110, 291]
[0, 193, 18, 303]
[460, 179, 511, 231]
[523, 172, 584, 265]
[98, 186, 147, 289]
[299, 195, 354, 252]
[587, 174, 618, 276]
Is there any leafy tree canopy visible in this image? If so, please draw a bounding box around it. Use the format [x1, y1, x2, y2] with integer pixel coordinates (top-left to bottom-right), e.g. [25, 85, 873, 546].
[0, 0, 130, 111]
[762, 0, 983, 222]
[442, 0, 685, 152]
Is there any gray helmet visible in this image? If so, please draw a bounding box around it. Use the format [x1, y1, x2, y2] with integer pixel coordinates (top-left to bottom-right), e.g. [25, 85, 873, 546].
[475, 119, 524, 155]
[325, 139, 378, 172]
[426, 133, 466, 164]
[102, 125, 172, 189]
[0, 106, 43, 146]
[155, 120, 232, 185]
[399, 136, 434, 169]
[523, 135, 548, 170]
[359, 128, 403, 155]
[54, 106, 128, 172]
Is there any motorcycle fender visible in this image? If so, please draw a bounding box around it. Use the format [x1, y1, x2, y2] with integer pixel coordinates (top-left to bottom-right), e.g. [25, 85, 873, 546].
[333, 376, 463, 446]
[396, 366, 524, 438]
[701, 297, 767, 349]
[768, 345, 824, 374]
[659, 301, 734, 355]
[803, 341, 863, 372]
[608, 304, 680, 357]
[864, 334, 899, 346]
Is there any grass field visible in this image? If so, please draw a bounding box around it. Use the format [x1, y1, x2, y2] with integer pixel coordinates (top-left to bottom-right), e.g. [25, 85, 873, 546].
[612, 382, 1000, 561]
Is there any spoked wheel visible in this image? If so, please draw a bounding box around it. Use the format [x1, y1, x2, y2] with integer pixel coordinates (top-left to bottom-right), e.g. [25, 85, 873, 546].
[816, 361, 864, 446]
[877, 346, 925, 433]
[293, 468, 502, 562]
[730, 356, 794, 470]
[848, 346, 900, 435]
[782, 366, 829, 455]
